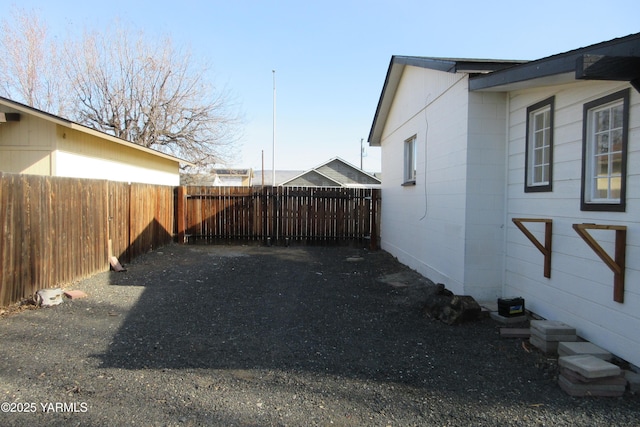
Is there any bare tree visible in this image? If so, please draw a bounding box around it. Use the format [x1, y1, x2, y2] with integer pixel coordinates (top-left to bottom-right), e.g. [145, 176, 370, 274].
[65, 24, 241, 168]
[1, 9, 241, 169]
[0, 7, 70, 115]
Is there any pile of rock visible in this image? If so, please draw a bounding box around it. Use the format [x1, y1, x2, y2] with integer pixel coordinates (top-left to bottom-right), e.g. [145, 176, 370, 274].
[422, 284, 482, 325]
[529, 320, 577, 353]
[558, 355, 626, 397]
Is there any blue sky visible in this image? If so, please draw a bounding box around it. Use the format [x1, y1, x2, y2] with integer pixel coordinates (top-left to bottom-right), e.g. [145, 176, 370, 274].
[5, 0, 639, 172]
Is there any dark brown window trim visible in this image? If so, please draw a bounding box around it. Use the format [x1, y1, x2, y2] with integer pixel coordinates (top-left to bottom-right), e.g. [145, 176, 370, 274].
[524, 96, 554, 193]
[580, 89, 630, 212]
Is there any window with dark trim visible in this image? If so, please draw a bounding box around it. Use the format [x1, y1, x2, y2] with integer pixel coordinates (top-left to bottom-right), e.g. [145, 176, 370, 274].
[525, 96, 554, 192]
[581, 89, 629, 212]
[403, 135, 416, 186]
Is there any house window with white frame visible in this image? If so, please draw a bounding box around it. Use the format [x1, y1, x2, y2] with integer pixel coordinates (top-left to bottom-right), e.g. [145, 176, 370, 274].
[403, 135, 416, 185]
[525, 97, 554, 192]
[581, 89, 629, 212]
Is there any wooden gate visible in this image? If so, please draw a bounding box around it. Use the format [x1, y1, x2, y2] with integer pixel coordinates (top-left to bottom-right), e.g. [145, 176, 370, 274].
[177, 186, 380, 248]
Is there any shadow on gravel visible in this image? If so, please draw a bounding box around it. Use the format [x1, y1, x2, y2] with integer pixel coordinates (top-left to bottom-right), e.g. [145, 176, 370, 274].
[94, 244, 493, 387]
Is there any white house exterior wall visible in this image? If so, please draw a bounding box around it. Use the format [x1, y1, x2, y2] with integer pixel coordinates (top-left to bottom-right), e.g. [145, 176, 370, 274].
[381, 66, 504, 296]
[464, 91, 508, 300]
[504, 81, 640, 367]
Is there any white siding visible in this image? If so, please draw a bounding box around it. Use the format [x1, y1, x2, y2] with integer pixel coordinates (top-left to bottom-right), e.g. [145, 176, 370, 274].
[380, 66, 468, 293]
[465, 92, 507, 300]
[504, 81, 640, 367]
[380, 66, 505, 299]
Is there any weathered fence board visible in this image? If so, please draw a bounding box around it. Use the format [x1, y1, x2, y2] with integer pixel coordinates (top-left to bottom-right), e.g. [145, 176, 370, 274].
[0, 174, 176, 306]
[0, 173, 109, 306]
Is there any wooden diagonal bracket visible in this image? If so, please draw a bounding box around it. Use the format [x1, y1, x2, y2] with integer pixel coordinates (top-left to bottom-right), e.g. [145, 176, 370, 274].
[512, 218, 552, 278]
[572, 223, 626, 303]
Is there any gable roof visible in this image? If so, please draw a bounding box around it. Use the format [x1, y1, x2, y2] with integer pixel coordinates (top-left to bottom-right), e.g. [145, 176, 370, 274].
[0, 96, 193, 166]
[368, 33, 640, 147]
[470, 32, 640, 92]
[367, 57, 524, 147]
[283, 169, 344, 187]
[281, 157, 381, 187]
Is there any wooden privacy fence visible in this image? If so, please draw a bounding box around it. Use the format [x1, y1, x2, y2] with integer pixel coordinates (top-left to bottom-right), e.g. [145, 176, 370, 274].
[108, 181, 175, 264]
[178, 186, 380, 246]
[0, 173, 380, 306]
[1, 173, 108, 306]
[0, 173, 175, 306]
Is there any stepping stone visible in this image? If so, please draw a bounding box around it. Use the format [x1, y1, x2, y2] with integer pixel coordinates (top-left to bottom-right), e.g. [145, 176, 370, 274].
[558, 375, 625, 397]
[558, 341, 612, 361]
[625, 370, 640, 394]
[490, 312, 527, 324]
[500, 328, 530, 338]
[530, 329, 577, 342]
[530, 334, 560, 353]
[530, 320, 576, 336]
[559, 355, 621, 379]
[560, 367, 624, 384]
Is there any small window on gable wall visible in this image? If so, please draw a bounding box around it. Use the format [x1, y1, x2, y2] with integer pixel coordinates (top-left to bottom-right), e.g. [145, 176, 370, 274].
[581, 89, 629, 212]
[525, 97, 554, 192]
[403, 135, 416, 186]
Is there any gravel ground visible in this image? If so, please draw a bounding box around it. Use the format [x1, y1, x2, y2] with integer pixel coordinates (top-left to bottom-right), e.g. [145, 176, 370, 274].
[1, 243, 638, 426]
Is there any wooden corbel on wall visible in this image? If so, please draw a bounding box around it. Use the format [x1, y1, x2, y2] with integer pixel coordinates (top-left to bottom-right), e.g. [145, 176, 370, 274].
[512, 218, 552, 278]
[572, 223, 627, 303]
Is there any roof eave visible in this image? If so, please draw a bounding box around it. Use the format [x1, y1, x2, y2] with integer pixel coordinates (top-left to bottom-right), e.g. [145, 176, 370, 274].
[0, 96, 195, 167]
[470, 33, 640, 92]
[368, 57, 403, 147]
[368, 56, 524, 146]
[67, 122, 195, 166]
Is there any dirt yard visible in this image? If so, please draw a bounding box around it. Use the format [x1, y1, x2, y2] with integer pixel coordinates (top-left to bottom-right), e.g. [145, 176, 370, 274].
[1, 243, 638, 426]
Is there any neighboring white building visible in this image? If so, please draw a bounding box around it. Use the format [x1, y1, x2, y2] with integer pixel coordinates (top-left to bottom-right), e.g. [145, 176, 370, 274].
[212, 169, 254, 186]
[0, 97, 190, 185]
[369, 33, 640, 367]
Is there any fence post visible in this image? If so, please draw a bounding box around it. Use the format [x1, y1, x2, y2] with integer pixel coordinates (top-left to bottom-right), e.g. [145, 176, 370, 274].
[176, 186, 186, 244]
[370, 189, 380, 251]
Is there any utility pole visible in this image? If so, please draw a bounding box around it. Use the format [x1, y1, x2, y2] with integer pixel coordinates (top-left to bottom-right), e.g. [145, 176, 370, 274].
[272, 70, 276, 186]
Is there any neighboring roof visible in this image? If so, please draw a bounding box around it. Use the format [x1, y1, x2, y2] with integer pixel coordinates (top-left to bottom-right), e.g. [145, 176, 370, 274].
[213, 168, 253, 176]
[470, 32, 640, 92]
[368, 57, 525, 146]
[281, 157, 381, 188]
[0, 96, 193, 166]
[283, 169, 343, 187]
[254, 170, 304, 186]
[253, 158, 381, 187]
